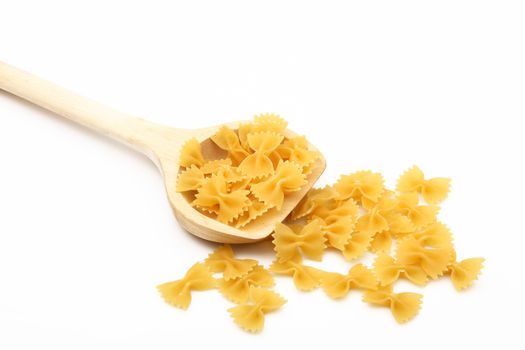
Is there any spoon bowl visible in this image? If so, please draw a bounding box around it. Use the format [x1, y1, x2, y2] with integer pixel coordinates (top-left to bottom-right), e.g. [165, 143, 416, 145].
[0, 61, 325, 243]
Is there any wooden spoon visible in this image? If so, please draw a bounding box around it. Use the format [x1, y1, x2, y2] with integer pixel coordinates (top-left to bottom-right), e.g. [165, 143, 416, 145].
[0, 61, 326, 243]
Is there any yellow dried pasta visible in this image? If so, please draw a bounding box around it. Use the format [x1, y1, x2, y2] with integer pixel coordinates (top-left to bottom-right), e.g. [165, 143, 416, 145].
[218, 265, 274, 303]
[210, 126, 250, 165]
[397, 165, 451, 204]
[252, 113, 288, 134]
[447, 251, 485, 291]
[238, 131, 283, 178]
[192, 173, 250, 224]
[362, 284, 423, 323]
[228, 286, 286, 332]
[396, 236, 451, 279]
[397, 192, 439, 229]
[251, 160, 307, 210]
[269, 255, 325, 291]
[162, 116, 484, 332]
[374, 254, 428, 286]
[334, 170, 385, 204]
[205, 244, 258, 280]
[175, 115, 319, 229]
[179, 138, 205, 168]
[272, 220, 326, 262]
[157, 262, 216, 310]
[320, 263, 377, 299]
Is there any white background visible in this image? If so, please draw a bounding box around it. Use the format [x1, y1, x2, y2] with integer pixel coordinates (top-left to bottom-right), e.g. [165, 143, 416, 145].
[1, 1, 524, 349]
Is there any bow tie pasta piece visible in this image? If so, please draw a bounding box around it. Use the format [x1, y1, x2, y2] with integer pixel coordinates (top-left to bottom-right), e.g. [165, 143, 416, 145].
[251, 160, 307, 210]
[269, 255, 325, 291]
[318, 215, 355, 250]
[370, 230, 395, 253]
[274, 136, 321, 173]
[396, 236, 451, 279]
[228, 286, 287, 332]
[362, 284, 423, 323]
[374, 254, 428, 286]
[333, 170, 385, 204]
[291, 186, 338, 221]
[341, 231, 374, 260]
[205, 245, 258, 280]
[356, 191, 399, 235]
[411, 222, 454, 251]
[397, 192, 439, 229]
[252, 113, 288, 134]
[233, 198, 273, 228]
[272, 220, 326, 262]
[397, 166, 451, 204]
[238, 131, 283, 178]
[320, 263, 377, 299]
[447, 251, 485, 291]
[210, 126, 250, 165]
[157, 263, 216, 310]
[218, 265, 274, 303]
[237, 122, 254, 151]
[179, 138, 205, 168]
[313, 199, 359, 250]
[200, 158, 233, 174]
[192, 173, 250, 224]
[176, 165, 205, 192]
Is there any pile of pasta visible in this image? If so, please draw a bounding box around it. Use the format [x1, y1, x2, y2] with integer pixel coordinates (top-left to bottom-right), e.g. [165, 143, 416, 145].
[176, 114, 320, 227]
[160, 115, 484, 333]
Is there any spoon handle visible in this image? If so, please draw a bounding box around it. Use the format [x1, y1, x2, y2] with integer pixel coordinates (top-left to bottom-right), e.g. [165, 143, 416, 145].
[0, 60, 162, 156]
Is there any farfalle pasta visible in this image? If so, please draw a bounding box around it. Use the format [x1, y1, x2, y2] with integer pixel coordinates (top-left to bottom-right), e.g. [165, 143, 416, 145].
[269, 255, 325, 291]
[396, 236, 451, 279]
[239, 131, 283, 178]
[272, 220, 326, 262]
[205, 244, 258, 280]
[334, 170, 385, 204]
[228, 286, 287, 332]
[162, 115, 484, 333]
[374, 254, 428, 286]
[157, 262, 216, 310]
[176, 114, 320, 228]
[320, 264, 377, 299]
[362, 284, 423, 323]
[447, 251, 485, 291]
[251, 160, 307, 210]
[179, 138, 205, 168]
[192, 173, 250, 224]
[218, 265, 274, 303]
[397, 192, 439, 229]
[397, 165, 451, 204]
[313, 199, 359, 250]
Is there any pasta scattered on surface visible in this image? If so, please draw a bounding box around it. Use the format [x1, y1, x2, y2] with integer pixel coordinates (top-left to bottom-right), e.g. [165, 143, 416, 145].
[228, 286, 287, 332]
[176, 114, 319, 228]
[269, 255, 325, 291]
[320, 263, 377, 299]
[362, 284, 423, 323]
[374, 254, 428, 286]
[397, 165, 451, 204]
[334, 170, 385, 204]
[205, 244, 258, 280]
[157, 262, 216, 310]
[447, 251, 485, 291]
[272, 220, 326, 262]
[162, 116, 484, 332]
[218, 265, 275, 303]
